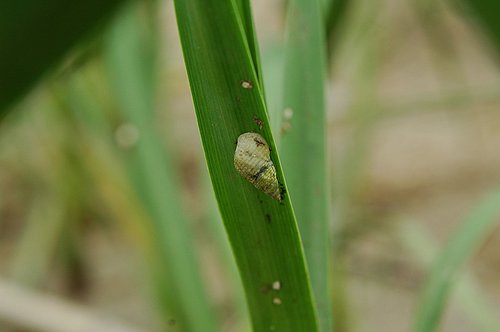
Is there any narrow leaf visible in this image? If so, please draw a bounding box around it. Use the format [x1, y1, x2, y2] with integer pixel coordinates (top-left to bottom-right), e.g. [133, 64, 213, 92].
[398, 221, 500, 332]
[233, 0, 264, 88]
[0, 0, 126, 116]
[324, 0, 351, 57]
[173, 0, 319, 330]
[414, 189, 500, 332]
[281, 0, 332, 330]
[459, 0, 500, 57]
[105, 4, 217, 330]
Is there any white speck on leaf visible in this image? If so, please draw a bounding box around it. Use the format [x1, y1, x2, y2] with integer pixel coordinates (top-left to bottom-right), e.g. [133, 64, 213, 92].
[241, 80, 253, 89]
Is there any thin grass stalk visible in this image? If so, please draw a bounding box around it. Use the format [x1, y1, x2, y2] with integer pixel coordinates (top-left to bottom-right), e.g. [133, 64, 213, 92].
[280, 0, 331, 330]
[398, 221, 500, 332]
[413, 189, 500, 332]
[105, 4, 217, 330]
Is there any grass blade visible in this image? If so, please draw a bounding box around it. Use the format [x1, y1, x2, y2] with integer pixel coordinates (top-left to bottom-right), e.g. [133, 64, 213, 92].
[173, 0, 319, 330]
[8, 196, 65, 286]
[413, 189, 500, 332]
[105, 4, 217, 330]
[233, 0, 264, 88]
[324, 0, 351, 57]
[281, 0, 331, 330]
[262, 45, 285, 138]
[7, 94, 88, 289]
[398, 221, 500, 332]
[459, 0, 500, 56]
[0, 0, 126, 116]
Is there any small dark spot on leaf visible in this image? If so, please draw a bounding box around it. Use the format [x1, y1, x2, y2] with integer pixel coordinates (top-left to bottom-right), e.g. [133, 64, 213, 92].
[279, 183, 286, 197]
[265, 214, 271, 224]
[253, 116, 263, 129]
[260, 284, 271, 294]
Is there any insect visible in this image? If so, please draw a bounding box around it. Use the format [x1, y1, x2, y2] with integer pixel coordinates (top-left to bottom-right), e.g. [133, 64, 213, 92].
[234, 132, 281, 201]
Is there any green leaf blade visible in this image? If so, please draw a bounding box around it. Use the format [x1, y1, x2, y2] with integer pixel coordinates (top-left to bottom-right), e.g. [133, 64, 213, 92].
[0, 0, 126, 116]
[281, 0, 332, 330]
[173, 0, 319, 330]
[233, 0, 264, 90]
[414, 189, 500, 332]
[104, 4, 217, 331]
[460, 0, 500, 56]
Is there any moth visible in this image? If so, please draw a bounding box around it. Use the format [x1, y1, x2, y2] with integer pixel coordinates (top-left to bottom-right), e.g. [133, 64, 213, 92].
[234, 132, 281, 201]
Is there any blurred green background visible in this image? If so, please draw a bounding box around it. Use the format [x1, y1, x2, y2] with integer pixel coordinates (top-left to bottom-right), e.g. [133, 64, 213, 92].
[1, 0, 500, 331]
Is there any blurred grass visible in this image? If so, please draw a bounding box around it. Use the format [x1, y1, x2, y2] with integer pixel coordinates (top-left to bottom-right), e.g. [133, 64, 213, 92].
[459, 0, 500, 57]
[104, 3, 217, 330]
[329, 2, 382, 331]
[413, 189, 500, 332]
[0, 0, 127, 116]
[324, 0, 351, 57]
[59, 60, 214, 330]
[411, 0, 466, 85]
[332, 0, 381, 242]
[398, 221, 500, 332]
[280, 0, 331, 330]
[409, 3, 500, 327]
[6, 92, 91, 292]
[8, 196, 65, 286]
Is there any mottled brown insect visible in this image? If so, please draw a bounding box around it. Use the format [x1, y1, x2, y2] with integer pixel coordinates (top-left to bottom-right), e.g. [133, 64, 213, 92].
[234, 132, 281, 201]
